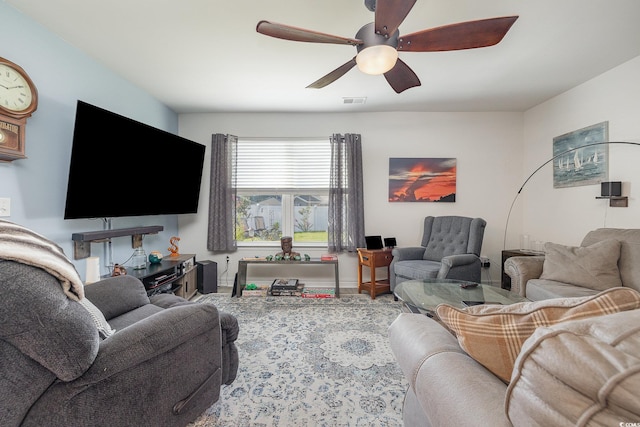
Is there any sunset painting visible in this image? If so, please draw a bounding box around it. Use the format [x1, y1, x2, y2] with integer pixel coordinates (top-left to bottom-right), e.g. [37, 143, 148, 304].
[388, 158, 457, 202]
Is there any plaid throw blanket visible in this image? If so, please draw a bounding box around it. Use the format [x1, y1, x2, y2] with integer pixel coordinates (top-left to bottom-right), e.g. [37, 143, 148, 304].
[0, 219, 84, 301]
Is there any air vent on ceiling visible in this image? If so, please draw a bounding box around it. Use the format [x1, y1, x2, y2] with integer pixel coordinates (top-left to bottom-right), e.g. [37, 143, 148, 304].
[342, 97, 367, 105]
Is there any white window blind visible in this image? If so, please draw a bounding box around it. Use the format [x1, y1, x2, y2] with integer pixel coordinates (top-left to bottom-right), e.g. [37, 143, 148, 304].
[236, 138, 330, 189]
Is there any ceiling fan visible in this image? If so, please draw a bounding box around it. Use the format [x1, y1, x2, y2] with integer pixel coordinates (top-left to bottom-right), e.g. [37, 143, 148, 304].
[256, 0, 518, 93]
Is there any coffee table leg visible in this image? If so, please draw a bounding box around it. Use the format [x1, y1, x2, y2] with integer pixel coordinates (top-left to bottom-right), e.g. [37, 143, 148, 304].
[335, 262, 340, 298]
[234, 262, 247, 298]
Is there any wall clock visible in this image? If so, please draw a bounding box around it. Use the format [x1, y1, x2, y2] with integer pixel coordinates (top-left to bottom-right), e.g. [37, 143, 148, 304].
[0, 56, 38, 161]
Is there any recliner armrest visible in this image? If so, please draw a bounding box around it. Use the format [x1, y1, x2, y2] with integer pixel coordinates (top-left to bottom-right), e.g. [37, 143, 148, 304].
[440, 253, 478, 267]
[84, 275, 150, 320]
[77, 303, 221, 385]
[391, 246, 426, 261]
[438, 254, 480, 279]
[504, 256, 545, 297]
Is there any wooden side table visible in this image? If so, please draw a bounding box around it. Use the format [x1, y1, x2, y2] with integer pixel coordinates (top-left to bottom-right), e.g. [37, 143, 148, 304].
[357, 248, 393, 299]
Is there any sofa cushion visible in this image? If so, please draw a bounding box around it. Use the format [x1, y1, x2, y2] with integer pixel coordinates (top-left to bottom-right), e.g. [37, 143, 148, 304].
[435, 287, 640, 383]
[506, 308, 640, 425]
[525, 278, 601, 300]
[393, 260, 441, 280]
[422, 216, 474, 261]
[540, 240, 622, 291]
[582, 228, 640, 293]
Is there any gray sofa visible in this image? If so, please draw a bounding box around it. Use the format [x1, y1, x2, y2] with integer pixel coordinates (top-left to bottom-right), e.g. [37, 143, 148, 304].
[389, 306, 640, 426]
[505, 228, 640, 300]
[390, 216, 486, 291]
[0, 260, 239, 427]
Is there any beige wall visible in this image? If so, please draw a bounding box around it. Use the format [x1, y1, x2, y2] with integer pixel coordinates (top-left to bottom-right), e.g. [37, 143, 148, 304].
[178, 54, 640, 289]
[178, 112, 522, 288]
[521, 55, 640, 247]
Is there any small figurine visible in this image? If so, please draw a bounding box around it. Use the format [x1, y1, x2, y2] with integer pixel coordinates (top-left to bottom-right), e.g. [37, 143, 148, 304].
[111, 263, 127, 276]
[304, 254, 311, 261]
[275, 236, 299, 259]
[168, 236, 180, 257]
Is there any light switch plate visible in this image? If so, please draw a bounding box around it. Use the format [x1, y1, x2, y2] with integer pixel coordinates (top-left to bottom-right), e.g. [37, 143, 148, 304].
[0, 198, 11, 217]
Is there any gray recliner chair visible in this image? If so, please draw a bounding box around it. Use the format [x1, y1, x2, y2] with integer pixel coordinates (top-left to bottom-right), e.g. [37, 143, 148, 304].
[0, 260, 239, 427]
[390, 216, 486, 292]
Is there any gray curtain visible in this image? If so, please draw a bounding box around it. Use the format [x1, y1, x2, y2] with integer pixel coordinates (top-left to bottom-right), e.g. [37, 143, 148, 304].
[328, 133, 366, 252]
[207, 133, 238, 252]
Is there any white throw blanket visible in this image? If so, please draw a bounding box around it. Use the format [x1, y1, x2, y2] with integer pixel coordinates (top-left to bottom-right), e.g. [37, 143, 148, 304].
[0, 220, 115, 337]
[0, 219, 84, 300]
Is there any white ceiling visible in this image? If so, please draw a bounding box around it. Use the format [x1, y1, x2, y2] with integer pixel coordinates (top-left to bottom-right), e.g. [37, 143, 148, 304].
[7, 0, 640, 114]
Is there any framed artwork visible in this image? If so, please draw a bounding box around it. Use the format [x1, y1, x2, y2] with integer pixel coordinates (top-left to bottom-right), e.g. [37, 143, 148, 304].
[553, 121, 609, 188]
[388, 158, 456, 202]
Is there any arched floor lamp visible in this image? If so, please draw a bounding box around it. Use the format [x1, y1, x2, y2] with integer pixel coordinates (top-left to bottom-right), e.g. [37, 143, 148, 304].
[503, 141, 640, 249]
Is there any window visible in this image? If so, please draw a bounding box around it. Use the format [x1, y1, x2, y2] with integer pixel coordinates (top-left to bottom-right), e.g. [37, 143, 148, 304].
[235, 138, 330, 246]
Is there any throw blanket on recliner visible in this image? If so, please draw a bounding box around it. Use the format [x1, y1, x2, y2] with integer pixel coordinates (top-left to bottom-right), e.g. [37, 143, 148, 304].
[0, 220, 115, 337]
[0, 219, 84, 300]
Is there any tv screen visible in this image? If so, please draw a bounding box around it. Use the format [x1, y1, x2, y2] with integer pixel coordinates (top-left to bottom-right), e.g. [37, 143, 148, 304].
[64, 100, 206, 219]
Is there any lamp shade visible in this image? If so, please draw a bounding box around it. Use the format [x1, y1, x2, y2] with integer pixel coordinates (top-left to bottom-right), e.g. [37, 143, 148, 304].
[356, 45, 398, 75]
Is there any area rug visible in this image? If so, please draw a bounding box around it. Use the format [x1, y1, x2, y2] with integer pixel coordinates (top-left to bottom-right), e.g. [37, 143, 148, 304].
[189, 293, 408, 427]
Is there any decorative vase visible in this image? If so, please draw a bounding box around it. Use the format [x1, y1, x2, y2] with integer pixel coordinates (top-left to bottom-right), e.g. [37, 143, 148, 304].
[148, 251, 163, 264]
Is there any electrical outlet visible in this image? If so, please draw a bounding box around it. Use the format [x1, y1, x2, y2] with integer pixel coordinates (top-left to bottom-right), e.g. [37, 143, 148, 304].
[0, 198, 10, 217]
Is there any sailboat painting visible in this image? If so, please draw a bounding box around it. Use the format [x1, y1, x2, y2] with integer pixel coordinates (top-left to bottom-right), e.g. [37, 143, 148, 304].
[553, 122, 609, 188]
[388, 158, 456, 202]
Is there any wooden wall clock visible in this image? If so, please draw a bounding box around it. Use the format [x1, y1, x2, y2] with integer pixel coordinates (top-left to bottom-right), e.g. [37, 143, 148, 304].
[0, 56, 38, 162]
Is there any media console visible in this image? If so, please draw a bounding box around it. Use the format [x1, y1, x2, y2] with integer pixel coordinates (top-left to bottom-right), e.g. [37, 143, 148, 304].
[127, 253, 197, 299]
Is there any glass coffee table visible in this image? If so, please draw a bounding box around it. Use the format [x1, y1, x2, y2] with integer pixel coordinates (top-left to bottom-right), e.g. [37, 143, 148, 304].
[394, 279, 529, 317]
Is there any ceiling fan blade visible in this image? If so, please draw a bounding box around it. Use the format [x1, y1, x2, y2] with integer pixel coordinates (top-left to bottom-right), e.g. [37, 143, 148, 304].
[384, 59, 421, 93]
[257, 21, 362, 46]
[307, 58, 358, 89]
[398, 16, 519, 52]
[375, 0, 417, 38]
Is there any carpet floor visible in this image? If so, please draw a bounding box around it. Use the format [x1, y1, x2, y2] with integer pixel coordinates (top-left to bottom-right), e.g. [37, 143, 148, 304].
[189, 292, 408, 426]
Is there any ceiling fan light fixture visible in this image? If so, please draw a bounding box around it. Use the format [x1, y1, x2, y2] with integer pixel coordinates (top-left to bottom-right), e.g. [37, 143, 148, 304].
[356, 45, 398, 75]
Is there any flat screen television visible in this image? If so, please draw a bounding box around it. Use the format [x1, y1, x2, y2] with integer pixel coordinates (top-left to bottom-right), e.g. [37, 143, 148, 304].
[64, 100, 206, 219]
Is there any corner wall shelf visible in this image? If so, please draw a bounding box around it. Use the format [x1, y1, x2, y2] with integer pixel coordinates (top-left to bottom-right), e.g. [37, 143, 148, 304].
[72, 226, 164, 259]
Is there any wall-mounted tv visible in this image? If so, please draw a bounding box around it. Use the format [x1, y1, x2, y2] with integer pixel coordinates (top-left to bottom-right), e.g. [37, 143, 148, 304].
[64, 100, 206, 219]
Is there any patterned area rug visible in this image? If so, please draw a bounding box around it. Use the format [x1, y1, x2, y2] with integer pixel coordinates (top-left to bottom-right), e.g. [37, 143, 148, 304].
[190, 293, 408, 427]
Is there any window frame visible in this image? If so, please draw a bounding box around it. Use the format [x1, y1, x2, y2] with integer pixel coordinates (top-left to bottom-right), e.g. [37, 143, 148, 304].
[234, 137, 330, 248]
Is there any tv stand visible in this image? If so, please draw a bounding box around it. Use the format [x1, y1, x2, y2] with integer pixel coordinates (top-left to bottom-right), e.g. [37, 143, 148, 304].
[71, 226, 164, 260]
[128, 254, 197, 299]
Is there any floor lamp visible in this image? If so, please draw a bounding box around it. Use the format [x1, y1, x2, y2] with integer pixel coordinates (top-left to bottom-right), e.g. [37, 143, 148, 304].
[503, 141, 640, 250]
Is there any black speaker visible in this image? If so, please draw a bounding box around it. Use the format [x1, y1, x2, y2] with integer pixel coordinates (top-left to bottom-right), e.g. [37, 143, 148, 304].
[601, 181, 622, 197]
[196, 260, 217, 294]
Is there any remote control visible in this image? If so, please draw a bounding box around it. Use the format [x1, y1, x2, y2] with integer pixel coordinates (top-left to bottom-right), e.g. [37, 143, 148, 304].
[460, 282, 478, 289]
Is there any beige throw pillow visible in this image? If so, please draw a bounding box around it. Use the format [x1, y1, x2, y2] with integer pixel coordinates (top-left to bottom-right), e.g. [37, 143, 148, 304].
[435, 287, 640, 383]
[540, 239, 622, 290]
[505, 309, 640, 425]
